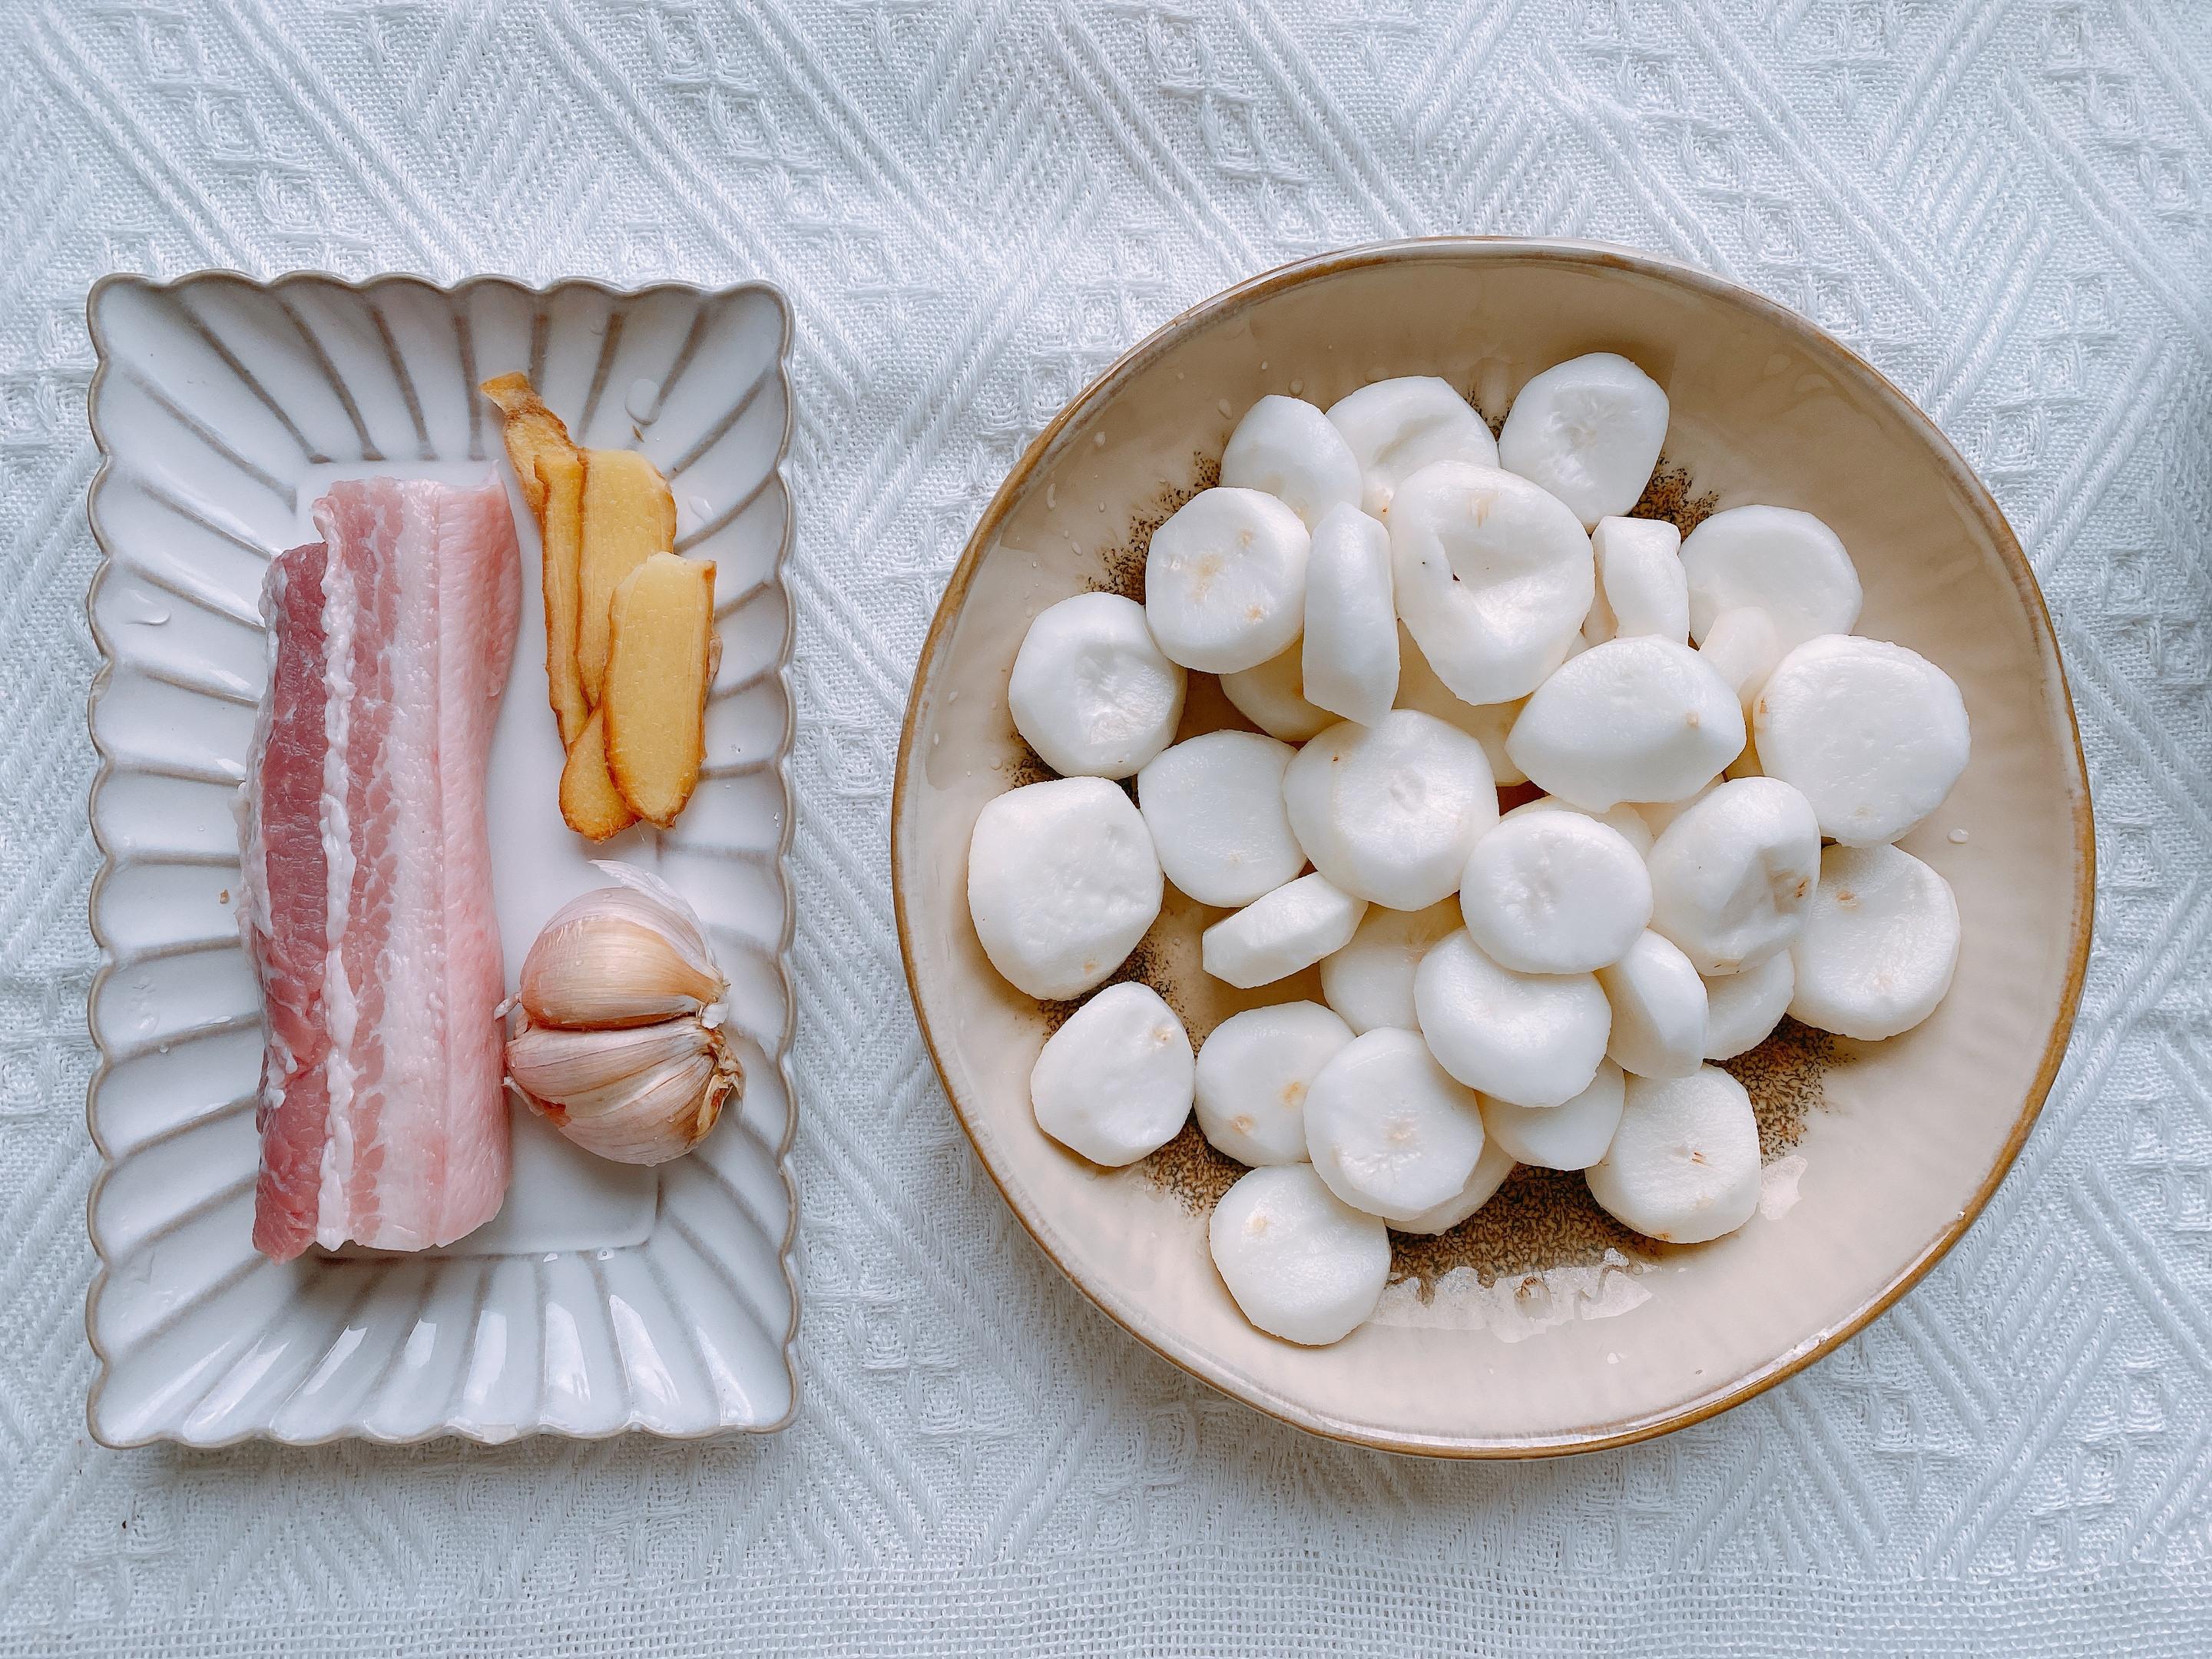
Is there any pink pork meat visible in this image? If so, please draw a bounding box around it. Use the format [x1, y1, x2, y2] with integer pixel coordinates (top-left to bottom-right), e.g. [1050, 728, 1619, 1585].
[241, 476, 522, 1260]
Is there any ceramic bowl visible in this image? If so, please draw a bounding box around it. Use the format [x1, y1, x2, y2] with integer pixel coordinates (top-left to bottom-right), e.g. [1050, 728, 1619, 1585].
[86, 273, 799, 1446]
[891, 239, 2093, 1457]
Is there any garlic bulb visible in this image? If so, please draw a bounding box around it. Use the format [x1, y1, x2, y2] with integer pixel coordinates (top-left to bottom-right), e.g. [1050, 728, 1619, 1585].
[505, 863, 743, 1165]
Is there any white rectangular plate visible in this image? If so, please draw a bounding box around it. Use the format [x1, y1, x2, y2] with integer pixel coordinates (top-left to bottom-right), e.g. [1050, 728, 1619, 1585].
[84, 273, 798, 1446]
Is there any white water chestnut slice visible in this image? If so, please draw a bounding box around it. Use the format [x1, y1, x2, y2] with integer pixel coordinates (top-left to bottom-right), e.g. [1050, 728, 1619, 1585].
[1458, 810, 1652, 975]
[1500, 794, 1654, 856]
[1507, 636, 1745, 810]
[1194, 1000, 1354, 1167]
[1598, 930, 1708, 1079]
[1698, 605, 1783, 714]
[1495, 353, 1671, 528]
[1144, 486, 1311, 673]
[1008, 591, 1187, 780]
[1030, 982, 1194, 1166]
[1584, 516, 1687, 644]
[1325, 375, 1498, 518]
[1394, 1137, 1518, 1235]
[1389, 461, 1595, 706]
[1316, 899, 1464, 1035]
[1220, 642, 1333, 742]
[1679, 505, 1862, 649]
[1789, 843, 1960, 1040]
[1703, 952, 1795, 1061]
[1137, 730, 1306, 909]
[1283, 710, 1498, 910]
[1220, 394, 1365, 529]
[1414, 929, 1611, 1108]
[1303, 1028, 1487, 1224]
[1301, 505, 1399, 725]
[1644, 777, 1821, 976]
[1584, 1066, 1761, 1243]
[1754, 634, 1972, 846]
[1482, 1058, 1626, 1172]
[1209, 1164, 1390, 1346]
[1201, 873, 1368, 990]
[968, 777, 1162, 1000]
[1395, 625, 1526, 784]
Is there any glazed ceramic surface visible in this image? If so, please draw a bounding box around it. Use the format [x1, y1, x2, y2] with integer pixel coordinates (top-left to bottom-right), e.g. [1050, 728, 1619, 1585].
[85, 274, 798, 1446]
[892, 240, 2092, 1457]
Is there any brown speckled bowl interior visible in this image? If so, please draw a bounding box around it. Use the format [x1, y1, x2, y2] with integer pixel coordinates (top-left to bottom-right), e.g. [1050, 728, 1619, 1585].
[891, 239, 2092, 1458]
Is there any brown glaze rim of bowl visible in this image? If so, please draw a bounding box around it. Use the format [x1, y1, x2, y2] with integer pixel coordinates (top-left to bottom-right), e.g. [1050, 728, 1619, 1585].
[890, 236, 2096, 1459]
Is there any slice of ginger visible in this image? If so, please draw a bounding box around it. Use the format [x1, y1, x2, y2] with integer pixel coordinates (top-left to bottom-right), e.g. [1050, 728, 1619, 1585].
[559, 706, 637, 841]
[482, 373, 589, 747]
[579, 449, 677, 703]
[604, 552, 717, 827]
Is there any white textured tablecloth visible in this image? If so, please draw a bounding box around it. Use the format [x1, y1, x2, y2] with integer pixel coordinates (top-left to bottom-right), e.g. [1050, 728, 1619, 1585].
[5, 2, 2211, 1652]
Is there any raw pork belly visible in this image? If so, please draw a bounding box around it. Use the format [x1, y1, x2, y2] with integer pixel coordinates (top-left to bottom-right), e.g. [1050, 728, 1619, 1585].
[242, 477, 522, 1260]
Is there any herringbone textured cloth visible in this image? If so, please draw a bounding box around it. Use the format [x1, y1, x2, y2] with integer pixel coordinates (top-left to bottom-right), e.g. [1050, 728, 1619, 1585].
[4, 2, 2210, 1653]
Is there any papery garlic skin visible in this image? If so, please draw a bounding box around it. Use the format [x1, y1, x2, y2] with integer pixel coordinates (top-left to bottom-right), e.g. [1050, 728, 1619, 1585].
[505, 865, 743, 1165]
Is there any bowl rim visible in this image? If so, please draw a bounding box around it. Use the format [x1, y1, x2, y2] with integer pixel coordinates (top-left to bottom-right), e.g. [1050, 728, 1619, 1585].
[890, 235, 2096, 1459]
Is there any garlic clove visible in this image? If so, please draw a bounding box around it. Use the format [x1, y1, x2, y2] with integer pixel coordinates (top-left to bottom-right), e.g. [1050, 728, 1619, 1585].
[512, 1041, 743, 1166]
[518, 884, 727, 1028]
[505, 1016, 714, 1110]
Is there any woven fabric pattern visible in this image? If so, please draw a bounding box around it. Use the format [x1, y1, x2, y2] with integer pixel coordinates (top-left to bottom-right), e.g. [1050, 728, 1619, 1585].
[5, 1, 2212, 1651]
